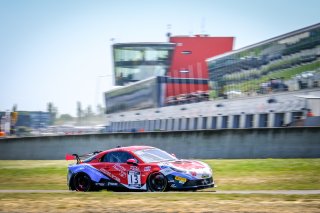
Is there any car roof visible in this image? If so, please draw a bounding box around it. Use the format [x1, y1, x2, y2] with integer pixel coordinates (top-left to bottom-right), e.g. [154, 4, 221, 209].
[102, 145, 156, 154]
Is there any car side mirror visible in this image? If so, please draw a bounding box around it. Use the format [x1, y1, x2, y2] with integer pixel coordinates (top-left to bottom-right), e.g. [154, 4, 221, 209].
[127, 158, 138, 165]
[171, 153, 176, 157]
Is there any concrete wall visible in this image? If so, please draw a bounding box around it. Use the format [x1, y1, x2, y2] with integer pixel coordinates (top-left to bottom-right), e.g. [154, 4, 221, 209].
[0, 127, 319, 160]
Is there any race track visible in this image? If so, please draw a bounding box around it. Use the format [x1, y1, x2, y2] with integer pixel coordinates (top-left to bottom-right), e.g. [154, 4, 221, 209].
[0, 190, 319, 194]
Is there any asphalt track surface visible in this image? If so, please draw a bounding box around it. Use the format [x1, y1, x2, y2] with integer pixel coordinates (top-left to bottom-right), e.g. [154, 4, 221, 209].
[0, 190, 319, 194]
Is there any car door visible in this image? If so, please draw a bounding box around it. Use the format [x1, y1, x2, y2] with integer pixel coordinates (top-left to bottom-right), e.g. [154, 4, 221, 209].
[91, 152, 120, 183]
[98, 151, 142, 188]
[115, 151, 142, 188]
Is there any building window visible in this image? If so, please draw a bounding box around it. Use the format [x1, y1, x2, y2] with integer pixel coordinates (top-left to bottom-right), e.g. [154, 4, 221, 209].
[211, 117, 217, 129]
[233, 115, 240, 128]
[245, 114, 254, 128]
[181, 51, 192, 54]
[193, 118, 198, 130]
[178, 118, 183, 130]
[222, 116, 228, 128]
[186, 118, 190, 130]
[171, 119, 175, 131]
[274, 113, 285, 127]
[202, 117, 208, 129]
[113, 44, 174, 86]
[259, 114, 268, 127]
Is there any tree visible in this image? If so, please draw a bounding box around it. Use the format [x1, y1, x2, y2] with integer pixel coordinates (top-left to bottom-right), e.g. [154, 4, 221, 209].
[96, 104, 105, 116]
[47, 102, 58, 125]
[76, 101, 83, 122]
[12, 104, 17, 112]
[85, 105, 94, 118]
[59, 114, 74, 121]
[11, 104, 18, 135]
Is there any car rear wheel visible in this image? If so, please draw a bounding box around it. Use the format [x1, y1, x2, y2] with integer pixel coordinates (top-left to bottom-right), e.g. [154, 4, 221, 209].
[147, 172, 168, 192]
[74, 173, 93, 192]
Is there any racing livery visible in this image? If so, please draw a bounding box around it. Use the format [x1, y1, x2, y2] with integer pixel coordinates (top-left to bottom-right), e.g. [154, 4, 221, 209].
[66, 146, 214, 192]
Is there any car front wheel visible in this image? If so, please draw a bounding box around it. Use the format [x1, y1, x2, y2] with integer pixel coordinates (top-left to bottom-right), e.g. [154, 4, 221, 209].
[147, 172, 168, 192]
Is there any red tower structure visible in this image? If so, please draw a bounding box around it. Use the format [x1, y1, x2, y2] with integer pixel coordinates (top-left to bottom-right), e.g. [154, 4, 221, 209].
[166, 35, 234, 97]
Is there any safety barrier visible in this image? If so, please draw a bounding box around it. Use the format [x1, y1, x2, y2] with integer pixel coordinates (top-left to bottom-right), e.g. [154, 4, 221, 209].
[0, 127, 319, 159]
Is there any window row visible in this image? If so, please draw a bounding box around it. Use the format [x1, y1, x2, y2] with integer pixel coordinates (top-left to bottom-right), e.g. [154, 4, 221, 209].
[107, 111, 303, 132]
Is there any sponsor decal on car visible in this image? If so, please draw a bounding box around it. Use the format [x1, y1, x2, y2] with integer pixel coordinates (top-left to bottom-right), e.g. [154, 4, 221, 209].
[96, 183, 105, 186]
[174, 176, 187, 183]
[108, 182, 118, 187]
[144, 166, 151, 172]
[100, 168, 121, 182]
[160, 167, 174, 175]
[130, 166, 140, 172]
[113, 164, 127, 178]
[190, 171, 197, 176]
[202, 179, 209, 185]
[113, 163, 126, 171]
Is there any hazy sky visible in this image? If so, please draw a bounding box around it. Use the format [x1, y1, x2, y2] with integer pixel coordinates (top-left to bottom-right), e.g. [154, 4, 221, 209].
[1, 0, 319, 116]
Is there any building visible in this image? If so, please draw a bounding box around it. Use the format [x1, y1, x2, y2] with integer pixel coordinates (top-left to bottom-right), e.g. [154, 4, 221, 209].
[15, 111, 53, 129]
[207, 23, 320, 99]
[106, 35, 234, 113]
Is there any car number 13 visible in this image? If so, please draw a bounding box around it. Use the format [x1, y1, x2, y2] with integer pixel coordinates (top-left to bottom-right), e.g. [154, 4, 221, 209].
[128, 171, 141, 187]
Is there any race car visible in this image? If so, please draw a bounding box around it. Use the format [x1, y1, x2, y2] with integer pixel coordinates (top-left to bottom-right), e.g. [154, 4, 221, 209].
[66, 146, 214, 192]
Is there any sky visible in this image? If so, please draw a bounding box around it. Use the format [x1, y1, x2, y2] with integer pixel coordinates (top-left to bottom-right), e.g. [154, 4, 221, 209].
[0, 0, 319, 116]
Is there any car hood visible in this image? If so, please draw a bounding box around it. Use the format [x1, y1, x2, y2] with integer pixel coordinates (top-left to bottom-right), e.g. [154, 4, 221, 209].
[159, 160, 212, 179]
[168, 160, 207, 170]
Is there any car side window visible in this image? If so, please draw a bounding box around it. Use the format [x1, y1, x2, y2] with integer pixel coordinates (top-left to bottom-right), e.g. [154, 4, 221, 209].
[101, 151, 138, 163]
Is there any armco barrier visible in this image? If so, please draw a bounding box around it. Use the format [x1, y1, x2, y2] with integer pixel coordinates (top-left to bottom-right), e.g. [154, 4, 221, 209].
[0, 127, 319, 160]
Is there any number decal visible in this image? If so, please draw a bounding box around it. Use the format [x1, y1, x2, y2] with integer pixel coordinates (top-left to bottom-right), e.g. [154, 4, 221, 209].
[128, 171, 141, 188]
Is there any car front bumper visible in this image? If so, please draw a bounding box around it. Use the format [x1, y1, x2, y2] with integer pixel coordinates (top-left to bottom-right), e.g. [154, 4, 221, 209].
[170, 177, 214, 190]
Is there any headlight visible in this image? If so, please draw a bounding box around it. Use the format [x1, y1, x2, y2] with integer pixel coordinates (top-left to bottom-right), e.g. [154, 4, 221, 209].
[201, 162, 213, 173]
[209, 168, 213, 175]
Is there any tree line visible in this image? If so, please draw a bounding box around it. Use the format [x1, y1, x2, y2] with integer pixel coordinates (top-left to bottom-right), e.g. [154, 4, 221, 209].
[49, 101, 106, 125]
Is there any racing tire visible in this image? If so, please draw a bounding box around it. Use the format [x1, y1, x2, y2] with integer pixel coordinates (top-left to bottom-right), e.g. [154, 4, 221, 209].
[73, 173, 93, 192]
[147, 172, 168, 192]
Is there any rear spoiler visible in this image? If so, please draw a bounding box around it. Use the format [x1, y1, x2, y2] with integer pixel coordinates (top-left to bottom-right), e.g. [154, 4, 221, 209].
[65, 151, 102, 164]
[65, 154, 81, 164]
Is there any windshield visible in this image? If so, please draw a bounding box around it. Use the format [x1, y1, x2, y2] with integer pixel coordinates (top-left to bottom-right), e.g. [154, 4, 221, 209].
[134, 148, 177, 163]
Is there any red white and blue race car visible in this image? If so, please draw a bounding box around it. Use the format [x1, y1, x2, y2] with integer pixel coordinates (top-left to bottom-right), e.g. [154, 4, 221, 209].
[66, 146, 214, 192]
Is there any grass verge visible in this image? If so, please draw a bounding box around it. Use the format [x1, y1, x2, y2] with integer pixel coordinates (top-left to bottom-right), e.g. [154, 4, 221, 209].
[0, 159, 319, 190]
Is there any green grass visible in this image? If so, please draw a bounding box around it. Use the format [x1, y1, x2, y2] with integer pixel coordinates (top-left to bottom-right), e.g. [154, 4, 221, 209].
[0, 159, 319, 190]
[203, 159, 320, 190]
[0, 160, 69, 190]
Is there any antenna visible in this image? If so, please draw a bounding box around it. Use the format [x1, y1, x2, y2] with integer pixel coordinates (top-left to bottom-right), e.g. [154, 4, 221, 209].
[166, 24, 172, 41]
